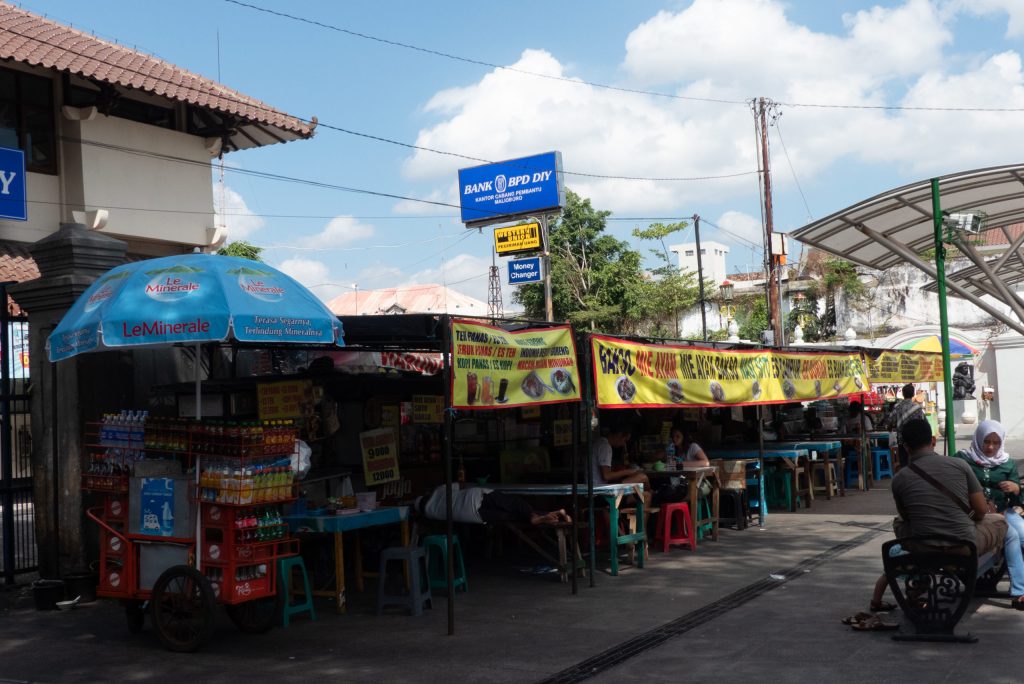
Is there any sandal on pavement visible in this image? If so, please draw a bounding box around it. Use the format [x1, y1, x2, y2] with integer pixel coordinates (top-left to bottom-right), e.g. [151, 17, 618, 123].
[869, 600, 897, 612]
[850, 614, 899, 631]
[842, 612, 873, 626]
[1011, 596, 1024, 611]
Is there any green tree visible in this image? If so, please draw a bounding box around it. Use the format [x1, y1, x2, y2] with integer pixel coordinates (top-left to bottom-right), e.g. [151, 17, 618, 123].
[736, 295, 769, 342]
[631, 223, 704, 338]
[802, 251, 864, 340]
[514, 190, 645, 332]
[217, 240, 263, 261]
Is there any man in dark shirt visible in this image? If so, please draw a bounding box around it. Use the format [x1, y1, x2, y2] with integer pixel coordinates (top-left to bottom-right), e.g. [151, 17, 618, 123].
[891, 418, 1006, 554]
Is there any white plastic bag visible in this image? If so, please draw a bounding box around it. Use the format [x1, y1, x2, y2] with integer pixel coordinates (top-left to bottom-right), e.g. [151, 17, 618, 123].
[292, 439, 312, 480]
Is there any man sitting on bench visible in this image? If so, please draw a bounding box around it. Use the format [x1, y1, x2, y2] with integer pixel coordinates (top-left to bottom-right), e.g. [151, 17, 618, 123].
[891, 418, 1009, 566]
[416, 484, 571, 526]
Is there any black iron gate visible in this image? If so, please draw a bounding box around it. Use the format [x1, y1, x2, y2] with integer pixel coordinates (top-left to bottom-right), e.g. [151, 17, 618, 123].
[0, 282, 35, 584]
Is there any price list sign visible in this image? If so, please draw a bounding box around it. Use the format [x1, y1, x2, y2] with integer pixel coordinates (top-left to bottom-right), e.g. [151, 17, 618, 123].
[359, 428, 400, 486]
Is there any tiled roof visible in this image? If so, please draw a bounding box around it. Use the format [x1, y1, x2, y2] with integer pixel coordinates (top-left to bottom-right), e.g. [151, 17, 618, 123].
[979, 223, 1024, 247]
[326, 284, 488, 317]
[0, 2, 313, 148]
[0, 242, 39, 315]
[725, 271, 765, 282]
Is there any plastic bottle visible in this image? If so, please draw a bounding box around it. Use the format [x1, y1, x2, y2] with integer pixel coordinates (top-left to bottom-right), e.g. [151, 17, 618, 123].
[239, 466, 254, 505]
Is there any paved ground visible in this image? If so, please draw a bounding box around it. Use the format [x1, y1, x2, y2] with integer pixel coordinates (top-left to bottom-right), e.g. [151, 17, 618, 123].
[1, 437, 1021, 683]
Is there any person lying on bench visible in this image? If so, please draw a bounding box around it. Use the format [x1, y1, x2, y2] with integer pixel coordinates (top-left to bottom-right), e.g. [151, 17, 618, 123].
[415, 484, 571, 526]
[891, 419, 1014, 585]
[954, 419, 1024, 609]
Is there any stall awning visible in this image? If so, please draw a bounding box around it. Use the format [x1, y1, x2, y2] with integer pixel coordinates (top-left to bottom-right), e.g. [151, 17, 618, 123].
[791, 164, 1024, 335]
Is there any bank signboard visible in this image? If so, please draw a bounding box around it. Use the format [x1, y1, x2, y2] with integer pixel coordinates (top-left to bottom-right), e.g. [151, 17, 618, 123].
[0, 147, 27, 221]
[458, 151, 563, 225]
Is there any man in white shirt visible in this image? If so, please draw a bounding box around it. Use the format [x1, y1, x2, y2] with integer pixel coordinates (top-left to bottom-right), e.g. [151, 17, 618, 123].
[591, 422, 650, 506]
[416, 484, 570, 525]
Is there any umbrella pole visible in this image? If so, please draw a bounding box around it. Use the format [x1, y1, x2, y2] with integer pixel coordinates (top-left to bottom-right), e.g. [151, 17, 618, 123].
[195, 342, 202, 572]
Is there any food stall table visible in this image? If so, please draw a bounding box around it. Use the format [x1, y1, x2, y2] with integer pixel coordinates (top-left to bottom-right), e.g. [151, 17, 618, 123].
[493, 483, 645, 576]
[646, 465, 721, 543]
[286, 506, 410, 614]
[706, 447, 810, 513]
[770, 440, 844, 498]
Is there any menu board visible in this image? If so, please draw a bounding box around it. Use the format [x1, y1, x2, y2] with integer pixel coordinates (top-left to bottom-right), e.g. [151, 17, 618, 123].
[359, 428, 400, 486]
[257, 379, 313, 420]
[591, 335, 867, 408]
[865, 351, 944, 384]
[552, 419, 572, 447]
[450, 319, 581, 409]
[412, 395, 444, 424]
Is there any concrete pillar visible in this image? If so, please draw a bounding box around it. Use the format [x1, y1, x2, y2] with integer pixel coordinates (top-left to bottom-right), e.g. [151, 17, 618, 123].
[9, 224, 126, 577]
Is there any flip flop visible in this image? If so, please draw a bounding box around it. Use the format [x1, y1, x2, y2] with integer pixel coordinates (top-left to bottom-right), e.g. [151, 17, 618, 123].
[850, 614, 899, 631]
[841, 612, 873, 625]
[869, 600, 897, 612]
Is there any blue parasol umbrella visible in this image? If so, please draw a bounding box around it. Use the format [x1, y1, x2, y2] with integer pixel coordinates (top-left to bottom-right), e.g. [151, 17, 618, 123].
[48, 252, 342, 359]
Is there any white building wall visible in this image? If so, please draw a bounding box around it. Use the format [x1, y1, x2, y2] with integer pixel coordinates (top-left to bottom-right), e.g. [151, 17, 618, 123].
[669, 241, 729, 286]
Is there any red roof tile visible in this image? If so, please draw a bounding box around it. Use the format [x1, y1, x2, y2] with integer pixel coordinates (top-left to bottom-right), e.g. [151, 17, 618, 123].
[0, 242, 39, 315]
[0, 2, 313, 145]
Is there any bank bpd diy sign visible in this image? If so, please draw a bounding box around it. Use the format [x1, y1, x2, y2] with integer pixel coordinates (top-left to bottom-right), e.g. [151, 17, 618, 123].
[458, 151, 564, 225]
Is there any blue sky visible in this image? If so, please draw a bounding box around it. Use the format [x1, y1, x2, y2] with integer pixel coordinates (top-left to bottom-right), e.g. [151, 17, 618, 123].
[24, 0, 1024, 309]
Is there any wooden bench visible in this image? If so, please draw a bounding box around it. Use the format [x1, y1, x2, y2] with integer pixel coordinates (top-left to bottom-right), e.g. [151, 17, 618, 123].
[882, 535, 1006, 643]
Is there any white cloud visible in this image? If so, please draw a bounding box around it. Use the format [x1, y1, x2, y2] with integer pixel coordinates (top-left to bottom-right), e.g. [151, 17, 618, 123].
[407, 253, 491, 297]
[714, 211, 764, 249]
[276, 257, 345, 302]
[401, 0, 1024, 218]
[301, 216, 375, 249]
[951, 0, 1024, 38]
[213, 184, 264, 241]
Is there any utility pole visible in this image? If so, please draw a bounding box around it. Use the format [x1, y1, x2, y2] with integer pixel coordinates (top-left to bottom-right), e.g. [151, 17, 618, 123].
[757, 97, 782, 345]
[693, 214, 708, 341]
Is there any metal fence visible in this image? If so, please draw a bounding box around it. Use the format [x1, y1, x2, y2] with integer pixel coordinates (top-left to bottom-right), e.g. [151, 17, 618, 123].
[1, 301, 36, 583]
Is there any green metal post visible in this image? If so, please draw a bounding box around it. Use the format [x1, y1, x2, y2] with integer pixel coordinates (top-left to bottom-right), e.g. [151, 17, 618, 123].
[931, 178, 956, 456]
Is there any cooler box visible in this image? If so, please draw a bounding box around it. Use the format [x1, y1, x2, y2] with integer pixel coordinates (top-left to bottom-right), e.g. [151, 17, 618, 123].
[128, 475, 195, 538]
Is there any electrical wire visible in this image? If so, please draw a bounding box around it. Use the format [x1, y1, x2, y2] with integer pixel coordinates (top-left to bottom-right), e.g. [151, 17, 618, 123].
[772, 116, 814, 223]
[223, 2, 1024, 115]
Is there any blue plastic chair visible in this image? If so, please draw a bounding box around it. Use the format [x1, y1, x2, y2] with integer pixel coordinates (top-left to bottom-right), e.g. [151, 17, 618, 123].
[278, 555, 316, 627]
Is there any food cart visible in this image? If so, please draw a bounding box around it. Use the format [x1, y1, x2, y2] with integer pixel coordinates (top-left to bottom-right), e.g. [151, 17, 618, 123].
[48, 253, 343, 651]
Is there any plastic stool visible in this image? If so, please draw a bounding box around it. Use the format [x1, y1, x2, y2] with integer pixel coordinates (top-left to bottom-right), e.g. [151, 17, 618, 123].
[376, 546, 432, 616]
[654, 502, 694, 552]
[696, 497, 715, 540]
[422, 534, 468, 593]
[844, 450, 861, 488]
[278, 555, 316, 627]
[872, 448, 894, 480]
[718, 488, 748, 530]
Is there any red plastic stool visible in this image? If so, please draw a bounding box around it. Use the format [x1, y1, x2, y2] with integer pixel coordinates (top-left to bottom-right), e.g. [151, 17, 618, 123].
[654, 502, 695, 552]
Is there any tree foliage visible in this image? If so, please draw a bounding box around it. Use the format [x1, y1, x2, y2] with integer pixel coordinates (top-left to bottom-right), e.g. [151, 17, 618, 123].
[217, 241, 263, 261]
[514, 190, 646, 332]
[631, 222, 703, 338]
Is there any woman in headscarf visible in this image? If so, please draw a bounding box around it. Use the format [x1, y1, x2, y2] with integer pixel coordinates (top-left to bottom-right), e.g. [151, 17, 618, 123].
[955, 419, 1024, 608]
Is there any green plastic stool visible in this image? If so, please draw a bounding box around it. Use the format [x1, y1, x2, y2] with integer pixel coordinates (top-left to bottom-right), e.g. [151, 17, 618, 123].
[422, 534, 468, 593]
[278, 555, 316, 627]
[696, 496, 715, 540]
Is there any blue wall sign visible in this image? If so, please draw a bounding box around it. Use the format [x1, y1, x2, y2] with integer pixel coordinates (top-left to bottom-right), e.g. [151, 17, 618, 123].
[508, 257, 542, 285]
[458, 151, 563, 225]
[139, 477, 176, 537]
[0, 147, 27, 221]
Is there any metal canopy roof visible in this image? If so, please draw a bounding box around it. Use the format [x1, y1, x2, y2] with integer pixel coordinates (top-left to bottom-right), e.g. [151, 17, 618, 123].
[792, 164, 1024, 270]
[791, 163, 1024, 336]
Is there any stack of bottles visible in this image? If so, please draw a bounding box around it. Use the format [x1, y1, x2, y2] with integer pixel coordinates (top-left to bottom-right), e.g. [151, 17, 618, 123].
[198, 457, 295, 504]
[232, 507, 287, 543]
[190, 420, 297, 457]
[84, 410, 148, 490]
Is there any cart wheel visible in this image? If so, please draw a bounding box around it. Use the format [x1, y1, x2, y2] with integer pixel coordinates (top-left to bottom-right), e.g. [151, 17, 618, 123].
[225, 596, 279, 634]
[124, 600, 146, 634]
[149, 565, 216, 653]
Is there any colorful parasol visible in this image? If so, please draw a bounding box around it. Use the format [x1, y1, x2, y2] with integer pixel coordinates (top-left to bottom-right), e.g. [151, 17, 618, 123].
[897, 334, 977, 358]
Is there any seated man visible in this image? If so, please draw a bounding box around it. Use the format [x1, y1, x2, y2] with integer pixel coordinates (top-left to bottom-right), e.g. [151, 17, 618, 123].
[891, 418, 1007, 556]
[415, 483, 570, 526]
[591, 422, 651, 507]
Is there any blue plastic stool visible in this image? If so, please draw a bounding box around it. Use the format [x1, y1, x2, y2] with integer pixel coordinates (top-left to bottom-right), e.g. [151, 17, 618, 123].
[422, 534, 468, 593]
[872, 448, 894, 480]
[696, 496, 715, 540]
[376, 546, 432, 616]
[278, 555, 316, 627]
[844, 450, 861, 488]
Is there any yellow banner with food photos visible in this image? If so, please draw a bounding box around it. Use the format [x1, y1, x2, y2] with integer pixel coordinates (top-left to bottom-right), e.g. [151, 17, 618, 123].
[590, 335, 868, 408]
[865, 350, 944, 384]
[451, 319, 581, 409]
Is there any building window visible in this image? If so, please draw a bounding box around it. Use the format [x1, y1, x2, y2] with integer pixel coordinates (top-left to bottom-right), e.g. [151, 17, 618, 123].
[0, 68, 57, 174]
[685, 250, 694, 257]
